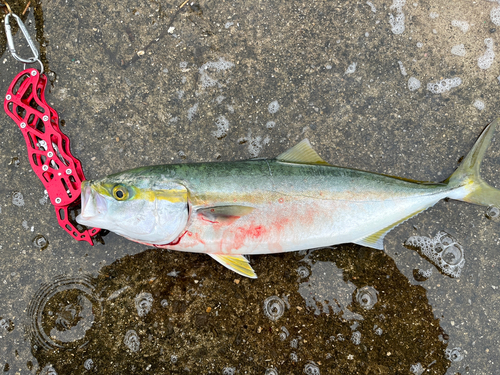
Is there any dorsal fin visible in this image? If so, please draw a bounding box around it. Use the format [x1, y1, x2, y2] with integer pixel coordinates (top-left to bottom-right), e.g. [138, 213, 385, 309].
[276, 139, 330, 165]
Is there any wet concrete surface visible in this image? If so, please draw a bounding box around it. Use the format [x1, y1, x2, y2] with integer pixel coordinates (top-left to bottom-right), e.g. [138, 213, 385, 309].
[1, 0, 500, 373]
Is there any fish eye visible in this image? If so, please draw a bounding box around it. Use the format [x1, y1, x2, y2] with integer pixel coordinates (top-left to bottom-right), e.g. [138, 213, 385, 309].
[112, 185, 129, 201]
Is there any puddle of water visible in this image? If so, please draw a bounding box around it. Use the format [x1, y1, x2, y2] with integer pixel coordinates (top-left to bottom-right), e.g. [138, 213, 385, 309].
[26, 247, 450, 373]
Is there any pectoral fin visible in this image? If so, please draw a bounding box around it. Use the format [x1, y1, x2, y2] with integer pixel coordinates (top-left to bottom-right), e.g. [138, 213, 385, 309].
[197, 205, 254, 223]
[209, 254, 257, 278]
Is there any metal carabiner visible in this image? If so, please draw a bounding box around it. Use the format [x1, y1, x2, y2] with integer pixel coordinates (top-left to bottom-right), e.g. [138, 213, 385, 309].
[4, 10, 40, 64]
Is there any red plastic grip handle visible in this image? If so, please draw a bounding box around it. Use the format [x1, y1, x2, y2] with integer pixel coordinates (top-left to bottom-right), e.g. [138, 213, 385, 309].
[4, 68, 100, 245]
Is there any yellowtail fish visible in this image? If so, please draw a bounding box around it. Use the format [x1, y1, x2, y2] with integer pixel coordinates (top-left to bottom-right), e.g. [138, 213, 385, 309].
[76, 120, 500, 278]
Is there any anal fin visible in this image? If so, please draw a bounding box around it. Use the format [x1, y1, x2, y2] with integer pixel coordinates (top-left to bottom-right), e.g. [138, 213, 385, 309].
[353, 233, 386, 250]
[209, 254, 257, 279]
[353, 207, 428, 250]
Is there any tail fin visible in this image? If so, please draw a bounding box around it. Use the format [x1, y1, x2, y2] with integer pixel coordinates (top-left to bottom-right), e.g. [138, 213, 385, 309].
[445, 118, 500, 207]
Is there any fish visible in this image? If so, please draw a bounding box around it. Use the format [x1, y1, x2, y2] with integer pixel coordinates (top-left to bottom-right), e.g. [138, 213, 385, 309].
[76, 120, 500, 278]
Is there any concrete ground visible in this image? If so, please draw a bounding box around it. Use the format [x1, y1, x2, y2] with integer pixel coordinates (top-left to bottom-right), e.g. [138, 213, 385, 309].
[1, 0, 500, 373]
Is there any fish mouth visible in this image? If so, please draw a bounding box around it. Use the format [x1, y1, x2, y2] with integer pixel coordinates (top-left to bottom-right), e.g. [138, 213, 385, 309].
[76, 181, 108, 225]
[80, 180, 91, 212]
